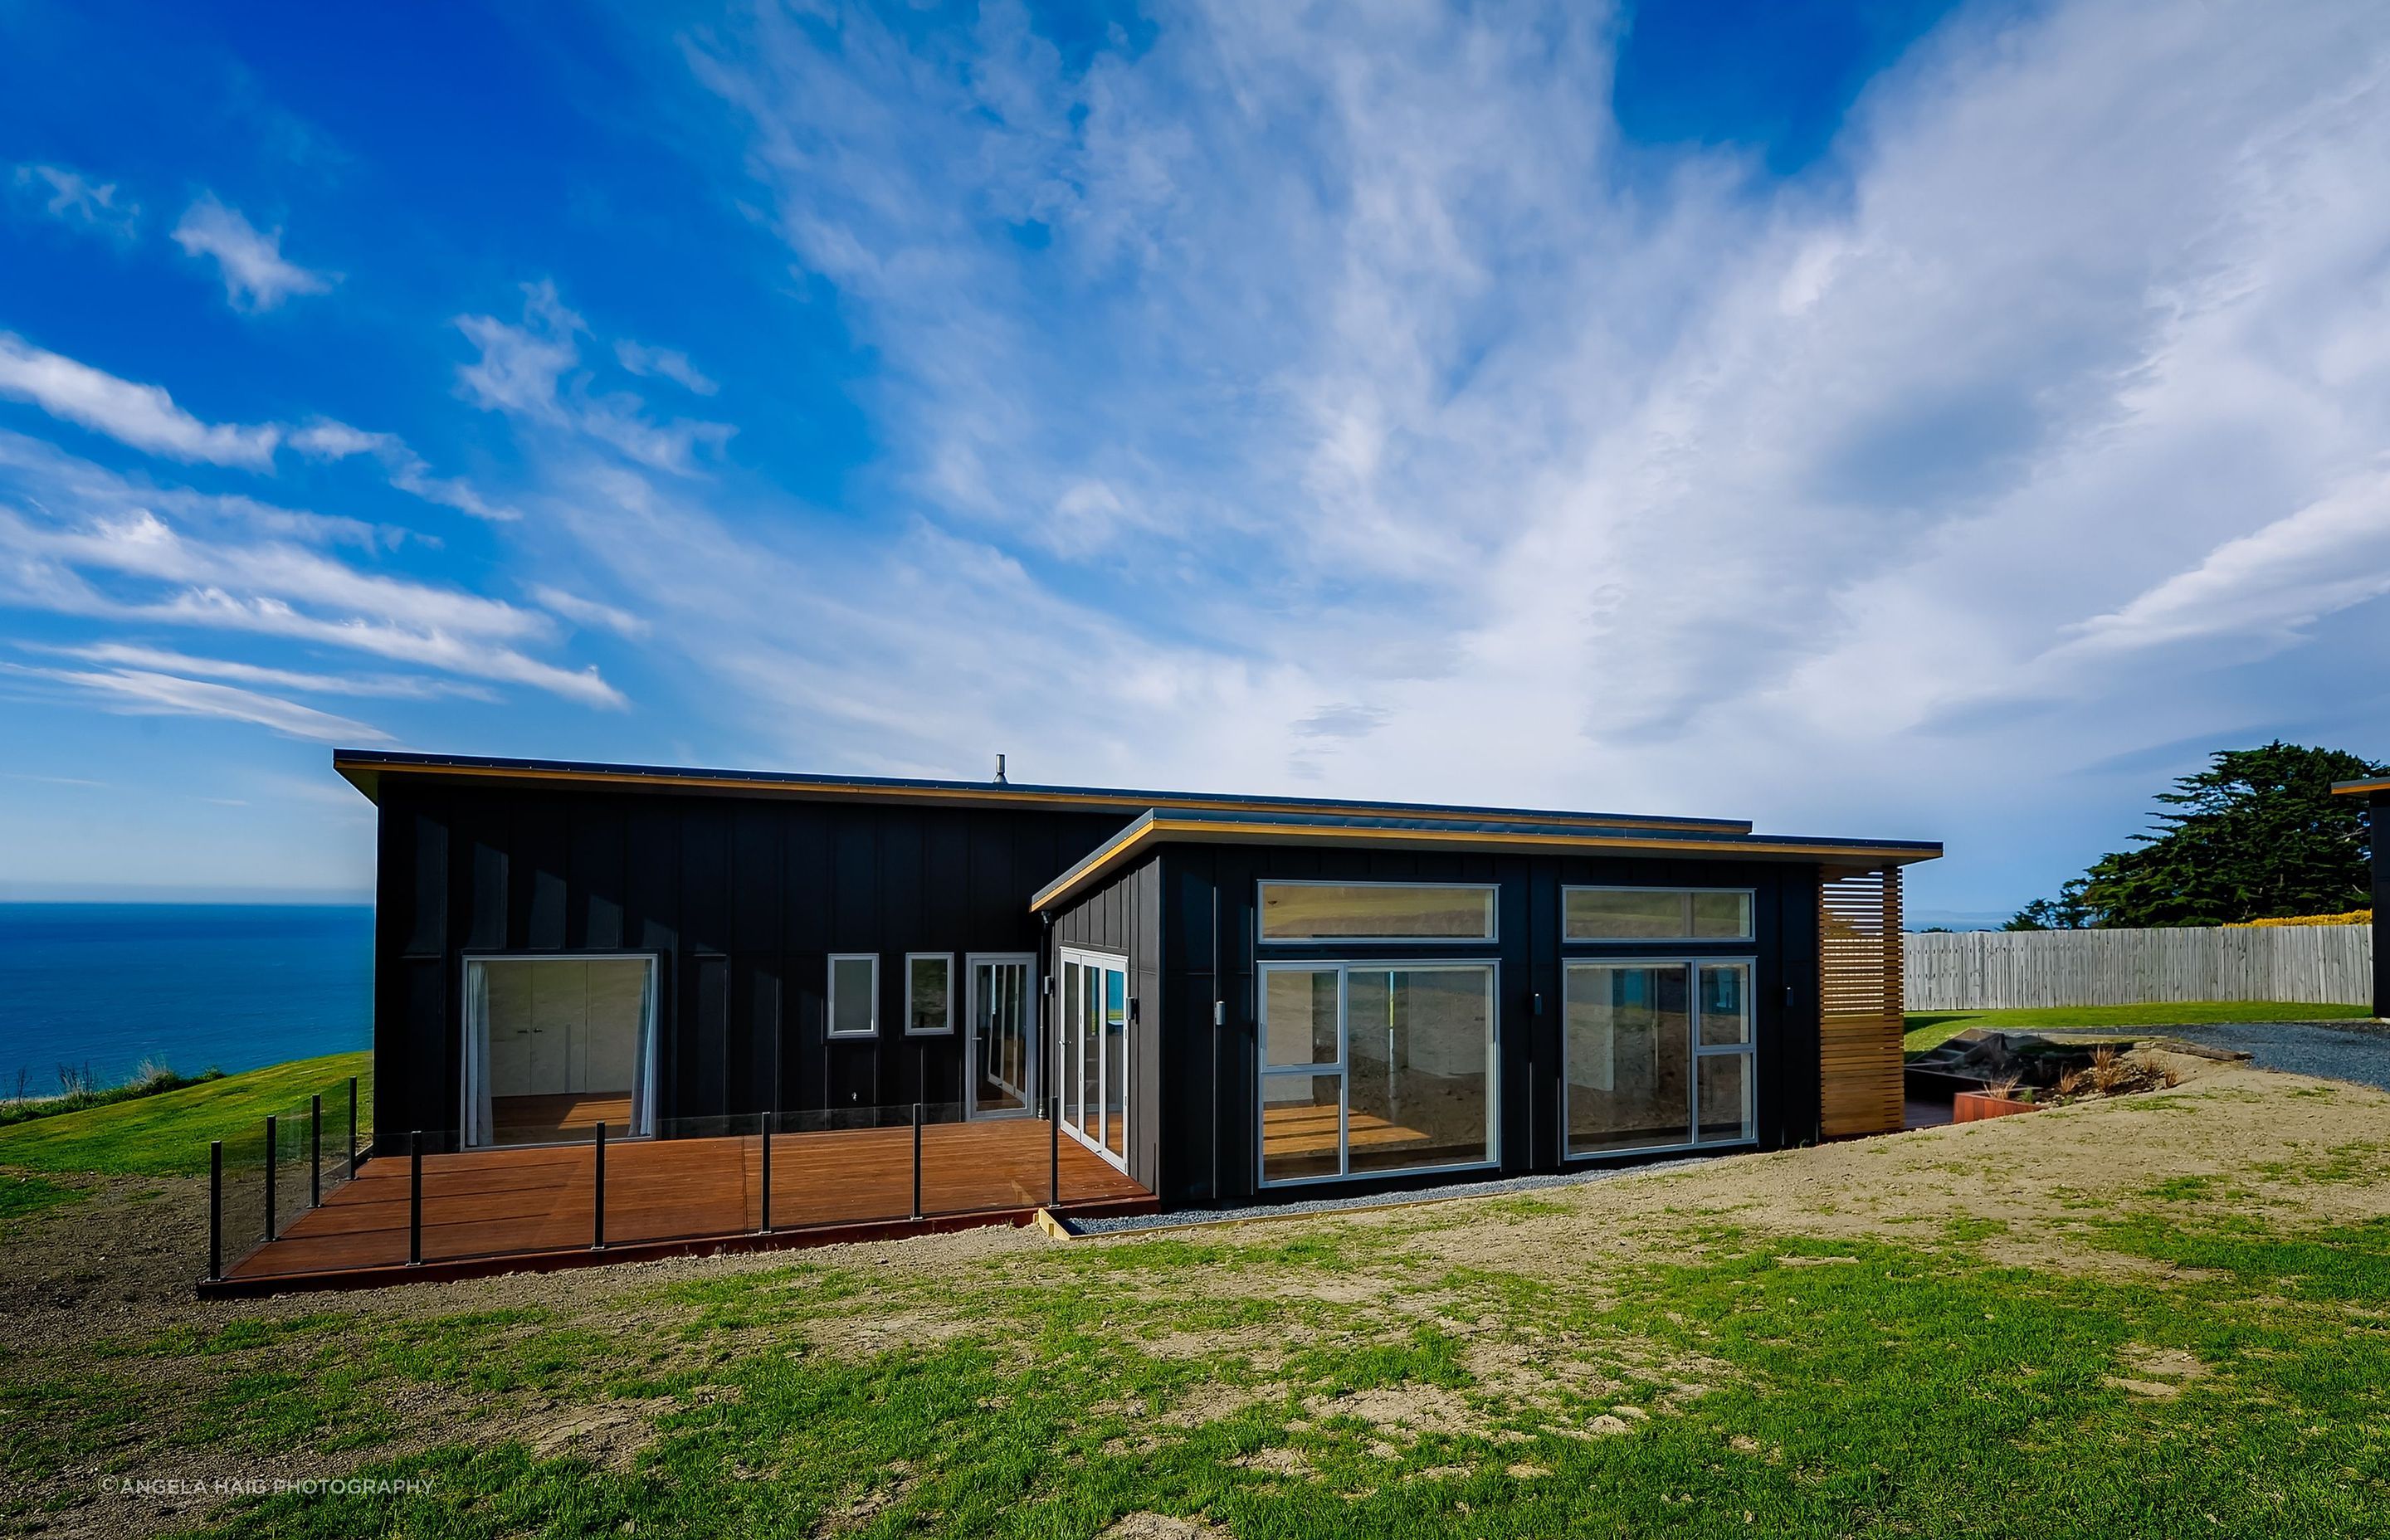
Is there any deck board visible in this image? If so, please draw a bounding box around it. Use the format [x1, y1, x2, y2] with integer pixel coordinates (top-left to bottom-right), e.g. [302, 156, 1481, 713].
[226, 1118, 1149, 1287]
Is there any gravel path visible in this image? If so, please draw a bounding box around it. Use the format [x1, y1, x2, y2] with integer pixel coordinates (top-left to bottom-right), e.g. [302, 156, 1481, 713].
[2127, 1018, 2390, 1093]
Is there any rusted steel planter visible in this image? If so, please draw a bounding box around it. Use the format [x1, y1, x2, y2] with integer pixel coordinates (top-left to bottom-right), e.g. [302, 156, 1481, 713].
[1953, 1090, 2040, 1123]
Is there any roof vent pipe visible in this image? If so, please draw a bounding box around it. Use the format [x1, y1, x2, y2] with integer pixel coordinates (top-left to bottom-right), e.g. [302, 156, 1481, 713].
[993, 753, 1007, 786]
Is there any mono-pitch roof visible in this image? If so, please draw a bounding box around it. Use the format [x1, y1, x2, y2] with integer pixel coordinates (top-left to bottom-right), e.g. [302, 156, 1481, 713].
[330, 749, 1751, 834]
[1029, 807, 1944, 914]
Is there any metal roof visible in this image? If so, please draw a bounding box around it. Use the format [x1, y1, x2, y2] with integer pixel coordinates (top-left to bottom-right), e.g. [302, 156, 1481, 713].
[329, 748, 1753, 834]
[1029, 807, 1944, 914]
[2331, 777, 2390, 797]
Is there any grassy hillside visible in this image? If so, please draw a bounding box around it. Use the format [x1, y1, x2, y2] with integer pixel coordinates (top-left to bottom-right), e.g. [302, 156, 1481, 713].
[0, 1051, 370, 1177]
[1905, 1000, 2374, 1056]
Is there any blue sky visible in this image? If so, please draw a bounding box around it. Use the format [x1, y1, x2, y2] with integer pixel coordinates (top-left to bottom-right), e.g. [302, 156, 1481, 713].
[2, 0, 2387, 919]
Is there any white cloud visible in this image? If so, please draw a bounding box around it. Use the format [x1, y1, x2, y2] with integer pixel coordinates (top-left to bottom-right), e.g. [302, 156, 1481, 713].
[289, 418, 516, 520]
[0, 432, 626, 709]
[170, 193, 338, 311]
[12, 163, 138, 237]
[614, 339, 719, 395]
[456, 281, 734, 473]
[530, 584, 651, 638]
[11, 663, 392, 743]
[631, 0, 2390, 913]
[0, 334, 281, 466]
[46, 641, 500, 700]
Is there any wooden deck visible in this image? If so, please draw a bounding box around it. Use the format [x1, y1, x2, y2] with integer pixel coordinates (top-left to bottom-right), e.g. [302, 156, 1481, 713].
[209, 1118, 1153, 1295]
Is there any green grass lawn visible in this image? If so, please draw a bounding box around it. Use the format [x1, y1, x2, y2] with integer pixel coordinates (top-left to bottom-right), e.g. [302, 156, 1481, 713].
[10, 1055, 2390, 1536]
[0, 1051, 370, 1177]
[1905, 1000, 2373, 1057]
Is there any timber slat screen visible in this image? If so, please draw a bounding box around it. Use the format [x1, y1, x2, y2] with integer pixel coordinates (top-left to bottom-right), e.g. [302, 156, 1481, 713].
[1819, 867, 1904, 1138]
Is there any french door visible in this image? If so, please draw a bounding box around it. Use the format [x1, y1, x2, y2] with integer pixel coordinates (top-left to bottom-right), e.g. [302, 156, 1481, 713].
[1057, 948, 1129, 1171]
[966, 955, 1036, 1119]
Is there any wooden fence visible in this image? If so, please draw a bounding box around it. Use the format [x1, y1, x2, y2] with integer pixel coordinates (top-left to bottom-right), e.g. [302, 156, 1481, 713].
[1904, 925, 2374, 1011]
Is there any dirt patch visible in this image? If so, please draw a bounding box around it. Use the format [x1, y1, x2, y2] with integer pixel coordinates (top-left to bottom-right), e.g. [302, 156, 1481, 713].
[1308, 1383, 1484, 1440]
[505, 1395, 676, 1469]
[1099, 1513, 1231, 1539]
[2105, 1343, 2213, 1397]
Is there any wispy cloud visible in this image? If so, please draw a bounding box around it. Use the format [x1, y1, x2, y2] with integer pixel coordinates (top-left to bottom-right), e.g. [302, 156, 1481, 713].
[170, 193, 338, 311]
[45, 641, 500, 700]
[287, 419, 516, 521]
[0, 333, 280, 466]
[11, 163, 138, 237]
[10, 663, 392, 743]
[655, 0, 2390, 837]
[529, 584, 651, 639]
[613, 339, 719, 396]
[0, 431, 625, 709]
[457, 281, 733, 474]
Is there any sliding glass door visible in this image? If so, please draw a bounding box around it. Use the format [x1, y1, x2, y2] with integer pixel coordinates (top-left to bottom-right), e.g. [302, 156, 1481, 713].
[1563, 959, 1753, 1157]
[463, 954, 657, 1148]
[1057, 949, 1129, 1170]
[1258, 962, 1497, 1187]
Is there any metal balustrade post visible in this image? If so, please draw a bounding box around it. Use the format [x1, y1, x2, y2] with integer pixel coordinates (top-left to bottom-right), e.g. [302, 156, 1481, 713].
[593, 1122, 607, 1250]
[1049, 1096, 1061, 1208]
[407, 1131, 423, 1266]
[310, 1094, 323, 1209]
[346, 1077, 358, 1176]
[263, 1115, 278, 1240]
[207, 1141, 222, 1282]
[910, 1103, 924, 1221]
[758, 1114, 773, 1234]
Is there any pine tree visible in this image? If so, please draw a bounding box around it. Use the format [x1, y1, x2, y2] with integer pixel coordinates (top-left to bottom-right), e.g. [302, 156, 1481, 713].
[2008, 742, 2384, 929]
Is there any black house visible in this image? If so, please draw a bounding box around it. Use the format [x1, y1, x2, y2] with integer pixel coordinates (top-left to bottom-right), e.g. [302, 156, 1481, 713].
[340, 750, 1939, 1211]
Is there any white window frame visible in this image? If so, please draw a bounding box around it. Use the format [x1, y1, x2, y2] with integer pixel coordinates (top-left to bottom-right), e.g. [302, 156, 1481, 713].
[827, 953, 880, 1040]
[1256, 958, 1502, 1189]
[1560, 954, 1757, 1162]
[1057, 947, 1131, 1173]
[460, 952, 661, 1149]
[903, 951, 955, 1037]
[963, 953, 1038, 1119]
[1256, 879, 1501, 945]
[1560, 885, 1755, 944]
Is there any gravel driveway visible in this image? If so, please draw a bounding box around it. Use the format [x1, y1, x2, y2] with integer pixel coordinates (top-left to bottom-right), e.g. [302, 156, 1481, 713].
[2132, 1018, 2390, 1094]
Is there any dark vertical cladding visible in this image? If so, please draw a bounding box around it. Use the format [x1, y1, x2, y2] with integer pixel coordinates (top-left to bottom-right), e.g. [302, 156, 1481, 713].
[1098, 843, 1817, 1208]
[1050, 853, 1165, 1195]
[368, 777, 1122, 1148]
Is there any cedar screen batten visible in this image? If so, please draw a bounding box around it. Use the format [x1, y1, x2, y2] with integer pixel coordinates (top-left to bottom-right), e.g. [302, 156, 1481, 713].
[1819, 866, 1905, 1138]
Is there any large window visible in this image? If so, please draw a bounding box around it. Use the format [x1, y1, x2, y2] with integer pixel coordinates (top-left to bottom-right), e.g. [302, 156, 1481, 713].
[1564, 959, 1753, 1157]
[1259, 962, 1497, 1186]
[1563, 887, 1752, 943]
[1260, 882, 1497, 943]
[463, 955, 656, 1148]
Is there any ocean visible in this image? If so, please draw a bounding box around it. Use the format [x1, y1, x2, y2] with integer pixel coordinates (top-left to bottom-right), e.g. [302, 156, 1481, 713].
[0, 904, 373, 1094]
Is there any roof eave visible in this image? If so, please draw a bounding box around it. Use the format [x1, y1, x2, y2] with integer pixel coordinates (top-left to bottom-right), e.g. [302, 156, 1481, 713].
[1030, 815, 1943, 914]
[2331, 777, 2390, 797]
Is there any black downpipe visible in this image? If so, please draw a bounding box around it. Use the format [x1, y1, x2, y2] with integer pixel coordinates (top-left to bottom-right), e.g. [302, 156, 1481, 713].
[1209, 880, 1222, 1206]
